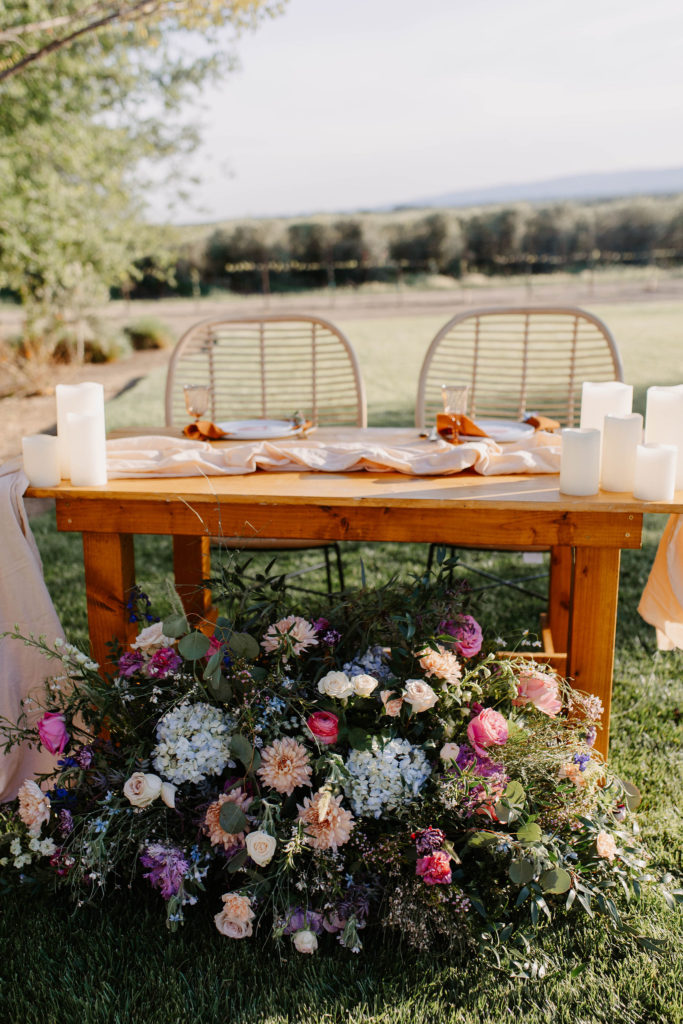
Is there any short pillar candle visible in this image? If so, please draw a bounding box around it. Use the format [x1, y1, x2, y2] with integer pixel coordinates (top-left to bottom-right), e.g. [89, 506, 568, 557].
[633, 444, 677, 502]
[559, 428, 601, 496]
[601, 413, 643, 492]
[67, 411, 108, 486]
[21, 434, 60, 487]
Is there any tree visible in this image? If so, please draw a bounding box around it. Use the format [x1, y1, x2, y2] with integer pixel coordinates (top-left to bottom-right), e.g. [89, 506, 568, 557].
[0, 0, 281, 352]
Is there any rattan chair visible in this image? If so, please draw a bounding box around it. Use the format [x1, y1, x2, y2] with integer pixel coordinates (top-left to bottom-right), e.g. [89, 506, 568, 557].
[415, 306, 624, 599]
[166, 313, 367, 595]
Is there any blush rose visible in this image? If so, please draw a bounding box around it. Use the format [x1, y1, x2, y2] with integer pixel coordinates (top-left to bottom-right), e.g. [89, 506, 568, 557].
[512, 669, 563, 717]
[467, 708, 508, 757]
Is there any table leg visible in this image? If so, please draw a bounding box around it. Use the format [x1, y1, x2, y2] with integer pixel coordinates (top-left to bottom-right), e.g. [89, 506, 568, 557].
[172, 535, 215, 628]
[82, 532, 136, 675]
[566, 546, 621, 760]
[546, 545, 572, 654]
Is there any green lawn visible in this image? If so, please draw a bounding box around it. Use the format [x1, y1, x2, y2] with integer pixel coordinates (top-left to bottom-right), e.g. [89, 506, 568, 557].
[4, 302, 683, 1024]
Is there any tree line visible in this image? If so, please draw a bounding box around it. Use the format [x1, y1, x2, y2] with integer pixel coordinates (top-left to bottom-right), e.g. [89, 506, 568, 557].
[132, 194, 683, 299]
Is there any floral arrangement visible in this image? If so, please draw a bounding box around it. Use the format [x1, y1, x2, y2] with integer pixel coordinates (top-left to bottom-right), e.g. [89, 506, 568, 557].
[1, 568, 678, 965]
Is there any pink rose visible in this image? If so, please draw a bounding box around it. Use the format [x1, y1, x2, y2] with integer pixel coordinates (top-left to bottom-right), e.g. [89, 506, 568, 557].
[440, 615, 483, 658]
[307, 711, 339, 745]
[467, 708, 508, 756]
[416, 850, 452, 885]
[512, 669, 562, 717]
[37, 712, 70, 755]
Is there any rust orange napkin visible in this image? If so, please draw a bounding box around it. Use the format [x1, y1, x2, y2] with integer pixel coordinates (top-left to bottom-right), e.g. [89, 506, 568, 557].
[524, 413, 561, 432]
[183, 420, 227, 441]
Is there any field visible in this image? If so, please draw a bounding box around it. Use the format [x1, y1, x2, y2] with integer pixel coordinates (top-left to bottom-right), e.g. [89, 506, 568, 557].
[2, 282, 683, 1023]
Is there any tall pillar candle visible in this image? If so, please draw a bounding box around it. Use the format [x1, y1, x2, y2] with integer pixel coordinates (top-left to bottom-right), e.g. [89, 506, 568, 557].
[559, 428, 601, 496]
[21, 434, 60, 487]
[600, 413, 643, 492]
[580, 381, 633, 434]
[67, 408, 108, 486]
[644, 386, 683, 489]
[55, 383, 83, 478]
[633, 443, 677, 502]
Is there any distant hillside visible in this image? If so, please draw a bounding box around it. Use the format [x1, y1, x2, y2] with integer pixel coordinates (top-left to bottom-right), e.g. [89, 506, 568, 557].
[404, 167, 683, 211]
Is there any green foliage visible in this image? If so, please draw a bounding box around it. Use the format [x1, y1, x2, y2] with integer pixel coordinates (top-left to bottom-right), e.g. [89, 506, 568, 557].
[123, 317, 174, 351]
[0, 0, 281, 349]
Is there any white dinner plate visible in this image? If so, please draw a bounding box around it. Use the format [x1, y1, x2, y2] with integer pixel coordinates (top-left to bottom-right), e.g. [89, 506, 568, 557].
[216, 418, 313, 440]
[470, 419, 535, 444]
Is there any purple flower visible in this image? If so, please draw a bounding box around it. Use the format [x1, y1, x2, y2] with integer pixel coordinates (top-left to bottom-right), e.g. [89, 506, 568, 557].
[118, 650, 144, 677]
[283, 907, 324, 935]
[58, 809, 74, 836]
[584, 726, 597, 748]
[74, 746, 94, 769]
[312, 618, 330, 633]
[322, 629, 342, 647]
[146, 647, 183, 679]
[139, 843, 189, 900]
[439, 615, 483, 658]
[573, 752, 591, 772]
[413, 826, 446, 856]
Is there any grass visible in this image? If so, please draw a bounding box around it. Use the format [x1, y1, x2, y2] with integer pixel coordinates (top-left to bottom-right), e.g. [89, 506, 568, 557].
[4, 305, 683, 1023]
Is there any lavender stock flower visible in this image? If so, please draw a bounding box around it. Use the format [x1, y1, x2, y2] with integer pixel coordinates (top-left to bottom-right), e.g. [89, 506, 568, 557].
[140, 843, 189, 900]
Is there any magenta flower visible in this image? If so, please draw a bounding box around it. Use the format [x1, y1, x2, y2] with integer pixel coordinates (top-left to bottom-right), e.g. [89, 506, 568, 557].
[306, 710, 339, 745]
[439, 615, 483, 658]
[37, 712, 70, 755]
[146, 646, 183, 679]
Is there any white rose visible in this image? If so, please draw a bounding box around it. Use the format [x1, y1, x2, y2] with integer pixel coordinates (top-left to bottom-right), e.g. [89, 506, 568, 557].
[317, 671, 355, 700]
[160, 781, 177, 808]
[403, 679, 439, 714]
[439, 742, 460, 763]
[245, 830, 277, 867]
[292, 929, 318, 954]
[130, 622, 176, 653]
[123, 771, 162, 807]
[352, 674, 378, 697]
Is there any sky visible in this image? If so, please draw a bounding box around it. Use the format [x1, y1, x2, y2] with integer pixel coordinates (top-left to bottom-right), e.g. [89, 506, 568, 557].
[148, 0, 683, 224]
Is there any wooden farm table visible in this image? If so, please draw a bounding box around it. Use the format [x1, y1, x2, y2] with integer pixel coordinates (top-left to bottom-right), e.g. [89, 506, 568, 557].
[26, 427, 683, 758]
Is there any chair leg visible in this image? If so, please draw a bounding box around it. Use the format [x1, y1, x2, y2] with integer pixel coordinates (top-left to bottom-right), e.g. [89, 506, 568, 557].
[334, 542, 345, 591]
[323, 546, 333, 595]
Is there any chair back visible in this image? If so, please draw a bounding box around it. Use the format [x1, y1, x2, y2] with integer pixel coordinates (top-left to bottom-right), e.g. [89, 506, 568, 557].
[166, 313, 367, 428]
[415, 306, 623, 429]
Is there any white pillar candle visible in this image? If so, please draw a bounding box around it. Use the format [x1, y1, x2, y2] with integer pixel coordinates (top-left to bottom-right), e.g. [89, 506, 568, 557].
[580, 381, 633, 433]
[56, 381, 107, 480]
[55, 383, 83, 478]
[600, 413, 643, 492]
[21, 434, 61, 487]
[67, 411, 108, 486]
[644, 386, 683, 488]
[633, 444, 677, 502]
[559, 428, 601, 496]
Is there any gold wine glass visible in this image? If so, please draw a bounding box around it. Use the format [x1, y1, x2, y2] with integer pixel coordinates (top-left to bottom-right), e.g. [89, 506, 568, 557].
[183, 383, 212, 423]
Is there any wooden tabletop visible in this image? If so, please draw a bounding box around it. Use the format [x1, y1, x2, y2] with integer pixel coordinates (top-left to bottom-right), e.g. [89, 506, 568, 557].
[26, 423, 683, 515]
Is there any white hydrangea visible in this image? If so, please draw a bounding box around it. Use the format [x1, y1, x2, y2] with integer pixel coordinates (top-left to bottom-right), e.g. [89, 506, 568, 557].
[151, 702, 233, 785]
[343, 738, 431, 818]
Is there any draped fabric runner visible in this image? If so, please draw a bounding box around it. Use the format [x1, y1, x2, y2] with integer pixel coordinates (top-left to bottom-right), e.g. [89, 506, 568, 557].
[105, 430, 562, 478]
[638, 514, 683, 650]
[0, 459, 61, 801]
